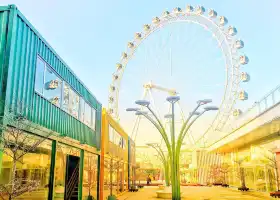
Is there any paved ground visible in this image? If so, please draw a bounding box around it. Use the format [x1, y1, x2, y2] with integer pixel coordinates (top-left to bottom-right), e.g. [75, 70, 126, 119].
[117, 186, 272, 200]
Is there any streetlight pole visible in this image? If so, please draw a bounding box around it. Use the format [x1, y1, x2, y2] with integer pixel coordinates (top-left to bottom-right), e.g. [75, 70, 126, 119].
[127, 98, 218, 200]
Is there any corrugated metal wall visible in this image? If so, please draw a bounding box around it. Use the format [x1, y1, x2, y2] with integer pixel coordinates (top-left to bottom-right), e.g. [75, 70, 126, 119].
[1, 6, 101, 149]
[0, 8, 10, 114]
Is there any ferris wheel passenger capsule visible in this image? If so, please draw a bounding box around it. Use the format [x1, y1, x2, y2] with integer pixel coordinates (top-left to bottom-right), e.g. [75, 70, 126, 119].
[109, 96, 114, 103]
[113, 74, 119, 80]
[127, 42, 134, 48]
[196, 6, 205, 15]
[121, 52, 127, 59]
[239, 91, 248, 100]
[186, 5, 194, 13]
[241, 72, 250, 82]
[235, 40, 244, 49]
[208, 9, 217, 18]
[110, 85, 116, 92]
[143, 24, 151, 31]
[173, 7, 182, 13]
[152, 17, 160, 24]
[116, 63, 123, 70]
[239, 55, 249, 65]
[108, 108, 114, 114]
[135, 32, 142, 39]
[219, 16, 228, 26]
[233, 109, 242, 117]
[228, 26, 237, 36]
[162, 11, 170, 16]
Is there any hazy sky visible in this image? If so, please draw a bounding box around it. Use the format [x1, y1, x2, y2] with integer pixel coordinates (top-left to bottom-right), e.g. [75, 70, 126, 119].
[1, 0, 280, 146]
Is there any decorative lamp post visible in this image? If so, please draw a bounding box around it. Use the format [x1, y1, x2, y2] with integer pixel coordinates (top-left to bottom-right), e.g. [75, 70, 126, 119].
[127, 97, 218, 199]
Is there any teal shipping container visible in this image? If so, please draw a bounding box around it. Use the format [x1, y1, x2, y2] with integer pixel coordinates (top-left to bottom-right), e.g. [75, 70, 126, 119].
[0, 4, 102, 148]
[0, 5, 102, 200]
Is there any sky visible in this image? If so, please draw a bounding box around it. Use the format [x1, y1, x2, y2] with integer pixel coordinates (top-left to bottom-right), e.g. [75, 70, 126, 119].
[1, 0, 280, 146]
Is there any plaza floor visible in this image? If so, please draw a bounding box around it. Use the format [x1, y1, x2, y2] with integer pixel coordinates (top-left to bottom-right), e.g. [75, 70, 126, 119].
[117, 186, 272, 200]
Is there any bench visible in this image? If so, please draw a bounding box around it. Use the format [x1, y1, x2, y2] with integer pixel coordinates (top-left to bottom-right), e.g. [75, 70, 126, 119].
[129, 186, 139, 192]
[238, 187, 249, 191]
[270, 191, 280, 198]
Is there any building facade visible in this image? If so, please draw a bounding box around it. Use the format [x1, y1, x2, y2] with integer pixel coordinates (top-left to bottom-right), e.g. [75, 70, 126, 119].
[0, 5, 102, 200]
[100, 108, 135, 200]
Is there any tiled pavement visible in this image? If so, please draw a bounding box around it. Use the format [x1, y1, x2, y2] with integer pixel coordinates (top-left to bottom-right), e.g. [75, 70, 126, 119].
[117, 186, 272, 200]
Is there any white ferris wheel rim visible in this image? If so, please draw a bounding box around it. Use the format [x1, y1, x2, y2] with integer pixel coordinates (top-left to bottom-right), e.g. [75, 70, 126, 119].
[108, 6, 249, 143]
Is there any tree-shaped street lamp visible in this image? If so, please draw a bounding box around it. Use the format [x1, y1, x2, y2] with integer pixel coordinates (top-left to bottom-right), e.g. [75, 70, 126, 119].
[127, 97, 218, 200]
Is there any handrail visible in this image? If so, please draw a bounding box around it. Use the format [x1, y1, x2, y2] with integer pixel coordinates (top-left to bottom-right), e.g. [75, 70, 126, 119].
[206, 84, 280, 148]
[65, 164, 79, 199]
[231, 84, 280, 130]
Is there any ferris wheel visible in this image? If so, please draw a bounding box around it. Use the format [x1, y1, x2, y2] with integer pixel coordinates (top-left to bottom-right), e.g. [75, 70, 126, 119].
[108, 5, 250, 143]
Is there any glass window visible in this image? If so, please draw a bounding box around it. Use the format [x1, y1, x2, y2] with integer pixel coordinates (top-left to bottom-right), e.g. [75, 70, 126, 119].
[84, 102, 92, 126]
[82, 152, 98, 200]
[35, 57, 45, 94]
[44, 67, 62, 107]
[70, 90, 80, 119]
[80, 98, 85, 122]
[63, 82, 80, 118]
[115, 133, 120, 146]
[109, 125, 114, 142]
[63, 82, 70, 112]
[92, 108, 96, 130]
[123, 139, 126, 149]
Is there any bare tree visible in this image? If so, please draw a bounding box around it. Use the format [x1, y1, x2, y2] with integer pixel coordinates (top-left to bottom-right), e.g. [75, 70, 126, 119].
[0, 102, 54, 200]
[105, 154, 123, 198]
[263, 150, 280, 191]
[208, 164, 222, 184]
[84, 155, 98, 199]
[220, 163, 230, 185]
[234, 156, 250, 190]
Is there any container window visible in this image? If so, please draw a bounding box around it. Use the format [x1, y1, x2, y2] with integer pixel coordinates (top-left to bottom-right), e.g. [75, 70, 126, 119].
[44, 67, 62, 107]
[34, 57, 45, 94]
[92, 108, 96, 130]
[109, 125, 114, 142]
[84, 102, 92, 126]
[71, 90, 80, 119]
[63, 82, 70, 112]
[63, 82, 80, 119]
[80, 98, 85, 122]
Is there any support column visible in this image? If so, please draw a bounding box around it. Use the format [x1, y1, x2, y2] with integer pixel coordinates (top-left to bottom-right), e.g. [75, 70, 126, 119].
[253, 167, 257, 190]
[48, 140, 57, 200]
[264, 165, 268, 192]
[78, 149, 84, 200]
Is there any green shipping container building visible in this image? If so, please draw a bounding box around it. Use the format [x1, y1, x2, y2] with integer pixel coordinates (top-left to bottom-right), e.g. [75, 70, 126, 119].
[0, 5, 102, 200]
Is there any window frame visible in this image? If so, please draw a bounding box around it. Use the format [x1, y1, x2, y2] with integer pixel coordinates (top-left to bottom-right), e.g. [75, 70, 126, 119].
[34, 55, 97, 130]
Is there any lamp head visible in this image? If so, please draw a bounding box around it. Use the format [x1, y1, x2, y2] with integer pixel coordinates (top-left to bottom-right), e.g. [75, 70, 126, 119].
[126, 108, 140, 112]
[166, 96, 180, 103]
[197, 99, 212, 105]
[204, 106, 219, 111]
[135, 111, 148, 116]
[164, 114, 173, 119]
[135, 100, 150, 107]
[190, 111, 200, 116]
